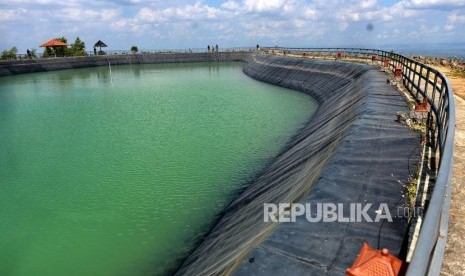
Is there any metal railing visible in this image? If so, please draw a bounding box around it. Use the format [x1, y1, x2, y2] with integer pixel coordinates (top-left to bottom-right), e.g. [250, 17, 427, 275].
[264, 47, 455, 275]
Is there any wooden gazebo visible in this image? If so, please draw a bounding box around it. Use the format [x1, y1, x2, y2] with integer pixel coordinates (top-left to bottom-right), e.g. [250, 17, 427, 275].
[40, 39, 68, 57]
[94, 40, 108, 55]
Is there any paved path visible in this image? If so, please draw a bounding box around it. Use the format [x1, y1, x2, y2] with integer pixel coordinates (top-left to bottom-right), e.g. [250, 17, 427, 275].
[441, 93, 465, 275]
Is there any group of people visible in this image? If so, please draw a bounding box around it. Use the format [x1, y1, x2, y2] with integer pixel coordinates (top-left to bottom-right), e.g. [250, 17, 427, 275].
[207, 44, 219, 52]
[206, 44, 261, 53]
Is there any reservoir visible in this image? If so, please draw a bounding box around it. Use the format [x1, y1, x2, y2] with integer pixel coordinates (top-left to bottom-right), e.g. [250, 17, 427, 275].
[0, 62, 317, 275]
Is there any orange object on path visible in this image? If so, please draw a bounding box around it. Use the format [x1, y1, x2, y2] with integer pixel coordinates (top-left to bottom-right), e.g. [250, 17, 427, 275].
[346, 242, 403, 276]
[394, 66, 402, 78]
[384, 59, 390, 68]
[415, 98, 429, 112]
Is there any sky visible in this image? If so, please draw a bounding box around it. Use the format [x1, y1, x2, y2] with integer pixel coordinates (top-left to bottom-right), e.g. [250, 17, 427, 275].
[0, 0, 464, 54]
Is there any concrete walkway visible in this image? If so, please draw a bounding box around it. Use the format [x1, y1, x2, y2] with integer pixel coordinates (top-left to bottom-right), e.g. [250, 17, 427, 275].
[441, 94, 465, 275]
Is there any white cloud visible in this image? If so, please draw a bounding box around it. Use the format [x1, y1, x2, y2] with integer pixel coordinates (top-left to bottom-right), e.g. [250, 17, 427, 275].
[335, 1, 417, 23]
[174, 3, 222, 20]
[101, 9, 120, 21]
[112, 19, 128, 29]
[444, 11, 465, 32]
[243, 0, 286, 12]
[137, 7, 165, 22]
[0, 0, 464, 53]
[404, 0, 465, 10]
[360, 0, 377, 9]
[409, 0, 465, 7]
[448, 11, 465, 22]
[136, 3, 223, 23]
[444, 24, 454, 30]
[0, 0, 84, 7]
[58, 8, 99, 21]
[221, 0, 240, 10]
[0, 8, 26, 21]
[303, 7, 317, 19]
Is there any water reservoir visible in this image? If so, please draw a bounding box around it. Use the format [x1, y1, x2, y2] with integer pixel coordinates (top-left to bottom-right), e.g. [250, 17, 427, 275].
[0, 62, 318, 275]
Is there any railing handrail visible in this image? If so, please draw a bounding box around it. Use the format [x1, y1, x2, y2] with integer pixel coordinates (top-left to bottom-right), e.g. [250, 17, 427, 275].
[263, 46, 454, 275]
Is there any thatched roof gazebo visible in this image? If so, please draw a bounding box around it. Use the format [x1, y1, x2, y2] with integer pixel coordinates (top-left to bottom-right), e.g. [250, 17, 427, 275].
[94, 40, 108, 55]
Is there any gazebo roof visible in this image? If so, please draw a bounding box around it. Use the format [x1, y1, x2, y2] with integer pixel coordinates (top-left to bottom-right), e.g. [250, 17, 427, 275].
[40, 39, 68, 47]
[94, 40, 108, 48]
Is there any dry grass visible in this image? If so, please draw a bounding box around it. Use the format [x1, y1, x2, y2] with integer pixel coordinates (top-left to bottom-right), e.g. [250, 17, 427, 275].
[432, 66, 465, 101]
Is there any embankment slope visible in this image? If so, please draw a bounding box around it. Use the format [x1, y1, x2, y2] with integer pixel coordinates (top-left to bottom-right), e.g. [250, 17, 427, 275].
[176, 55, 420, 275]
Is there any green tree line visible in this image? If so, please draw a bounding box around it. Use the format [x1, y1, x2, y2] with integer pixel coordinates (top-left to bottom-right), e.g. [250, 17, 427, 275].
[1, 36, 87, 60]
[1, 47, 18, 60]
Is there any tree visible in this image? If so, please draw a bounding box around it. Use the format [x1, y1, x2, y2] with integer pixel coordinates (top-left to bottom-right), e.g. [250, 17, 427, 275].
[70, 37, 86, 56]
[131, 45, 138, 53]
[43, 46, 54, 58]
[1, 46, 17, 60]
[56, 36, 68, 44]
[54, 37, 69, 57]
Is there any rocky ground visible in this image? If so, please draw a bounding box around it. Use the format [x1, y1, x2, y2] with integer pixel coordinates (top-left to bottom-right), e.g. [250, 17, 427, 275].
[412, 56, 465, 72]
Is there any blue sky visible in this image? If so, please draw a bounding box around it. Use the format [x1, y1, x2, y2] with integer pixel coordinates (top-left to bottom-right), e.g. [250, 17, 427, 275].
[1, 0, 464, 54]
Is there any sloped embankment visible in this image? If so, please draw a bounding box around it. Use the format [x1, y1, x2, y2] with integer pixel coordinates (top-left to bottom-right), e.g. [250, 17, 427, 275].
[176, 55, 391, 275]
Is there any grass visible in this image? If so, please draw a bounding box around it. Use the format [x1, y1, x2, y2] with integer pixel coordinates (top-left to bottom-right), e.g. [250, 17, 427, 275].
[406, 178, 418, 208]
[410, 122, 427, 132]
[449, 70, 465, 78]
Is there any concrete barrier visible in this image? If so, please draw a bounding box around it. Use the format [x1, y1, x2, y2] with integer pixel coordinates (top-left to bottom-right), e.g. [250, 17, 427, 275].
[0, 52, 252, 77]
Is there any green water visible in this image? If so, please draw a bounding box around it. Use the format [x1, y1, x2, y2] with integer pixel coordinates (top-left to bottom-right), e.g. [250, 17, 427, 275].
[0, 62, 317, 276]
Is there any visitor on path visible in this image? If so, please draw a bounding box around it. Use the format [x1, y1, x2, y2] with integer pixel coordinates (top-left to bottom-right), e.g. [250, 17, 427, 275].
[207, 45, 210, 52]
[93, 47, 97, 55]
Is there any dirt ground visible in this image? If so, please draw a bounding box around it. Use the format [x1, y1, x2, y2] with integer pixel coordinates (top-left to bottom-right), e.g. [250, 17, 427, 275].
[434, 66, 465, 100]
[437, 66, 465, 275]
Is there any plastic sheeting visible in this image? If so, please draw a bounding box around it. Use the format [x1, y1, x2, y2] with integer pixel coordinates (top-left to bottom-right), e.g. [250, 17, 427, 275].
[176, 54, 421, 275]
